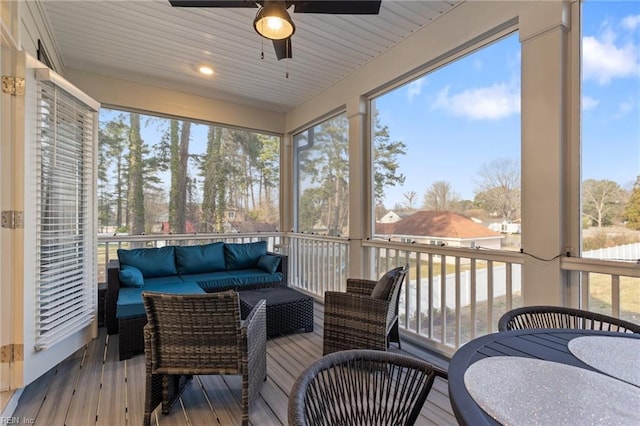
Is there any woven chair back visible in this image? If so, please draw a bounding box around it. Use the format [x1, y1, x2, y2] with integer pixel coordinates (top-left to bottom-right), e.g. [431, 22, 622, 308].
[289, 349, 441, 426]
[142, 290, 242, 371]
[498, 305, 640, 334]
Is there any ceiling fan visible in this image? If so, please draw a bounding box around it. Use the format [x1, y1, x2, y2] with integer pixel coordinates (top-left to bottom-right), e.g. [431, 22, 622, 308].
[169, 1, 382, 60]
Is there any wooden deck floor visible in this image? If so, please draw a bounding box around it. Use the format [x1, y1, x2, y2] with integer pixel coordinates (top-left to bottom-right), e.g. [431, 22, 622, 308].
[12, 304, 457, 425]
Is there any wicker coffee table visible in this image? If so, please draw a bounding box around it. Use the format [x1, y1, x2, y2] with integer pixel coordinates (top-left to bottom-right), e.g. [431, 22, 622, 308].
[239, 287, 314, 337]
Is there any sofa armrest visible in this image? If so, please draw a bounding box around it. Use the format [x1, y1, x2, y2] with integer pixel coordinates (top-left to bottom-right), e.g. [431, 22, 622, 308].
[268, 251, 288, 287]
[106, 259, 121, 334]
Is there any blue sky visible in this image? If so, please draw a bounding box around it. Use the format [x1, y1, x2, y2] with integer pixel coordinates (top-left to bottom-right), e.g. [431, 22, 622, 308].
[582, 1, 640, 190]
[375, 0, 640, 207]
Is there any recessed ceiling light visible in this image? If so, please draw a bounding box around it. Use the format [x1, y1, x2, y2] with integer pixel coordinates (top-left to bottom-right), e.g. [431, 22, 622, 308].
[199, 66, 214, 75]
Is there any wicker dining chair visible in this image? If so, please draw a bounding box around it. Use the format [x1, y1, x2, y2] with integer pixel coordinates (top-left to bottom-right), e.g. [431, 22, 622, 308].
[323, 265, 408, 355]
[142, 290, 267, 426]
[288, 349, 447, 426]
[498, 305, 640, 333]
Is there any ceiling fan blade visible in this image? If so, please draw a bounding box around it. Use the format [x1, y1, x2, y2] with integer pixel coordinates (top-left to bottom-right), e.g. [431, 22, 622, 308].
[169, 0, 258, 7]
[292, 1, 381, 14]
[273, 38, 292, 61]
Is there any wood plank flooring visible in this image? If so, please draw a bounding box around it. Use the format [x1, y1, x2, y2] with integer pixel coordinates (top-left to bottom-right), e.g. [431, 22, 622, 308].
[11, 303, 457, 425]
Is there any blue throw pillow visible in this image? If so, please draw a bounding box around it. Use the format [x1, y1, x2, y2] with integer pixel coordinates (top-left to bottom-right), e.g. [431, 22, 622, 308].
[224, 241, 268, 270]
[117, 246, 177, 278]
[257, 254, 281, 274]
[175, 242, 225, 275]
[119, 265, 144, 287]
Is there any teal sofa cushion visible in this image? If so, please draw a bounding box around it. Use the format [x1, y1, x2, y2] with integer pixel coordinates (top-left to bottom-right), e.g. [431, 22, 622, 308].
[117, 246, 177, 278]
[224, 241, 267, 270]
[116, 281, 204, 319]
[119, 265, 145, 287]
[257, 254, 281, 274]
[143, 276, 184, 286]
[228, 268, 283, 286]
[174, 242, 225, 275]
[180, 271, 237, 291]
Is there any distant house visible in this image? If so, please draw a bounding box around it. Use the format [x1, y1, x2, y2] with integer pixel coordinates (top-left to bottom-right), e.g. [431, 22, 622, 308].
[378, 210, 415, 224]
[488, 221, 522, 234]
[375, 210, 504, 249]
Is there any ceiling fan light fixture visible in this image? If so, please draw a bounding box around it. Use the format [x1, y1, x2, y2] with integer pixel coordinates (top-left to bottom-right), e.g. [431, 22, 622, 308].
[198, 65, 214, 75]
[253, 1, 295, 40]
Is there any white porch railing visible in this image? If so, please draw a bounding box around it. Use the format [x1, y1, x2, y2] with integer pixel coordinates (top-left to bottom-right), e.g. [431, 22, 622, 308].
[97, 232, 640, 358]
[286, 234, 524, 357]
[287, 233, 350, 296]
[561, 256, 640, 325]
[364, 239, 524, 356]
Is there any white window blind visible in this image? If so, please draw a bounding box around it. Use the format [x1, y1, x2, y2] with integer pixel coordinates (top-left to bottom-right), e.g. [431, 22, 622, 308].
[35, 80, 96, 350]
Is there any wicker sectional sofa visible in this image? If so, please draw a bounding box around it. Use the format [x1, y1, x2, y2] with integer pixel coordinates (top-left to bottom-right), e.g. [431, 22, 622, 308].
[106, 240, 287, 359]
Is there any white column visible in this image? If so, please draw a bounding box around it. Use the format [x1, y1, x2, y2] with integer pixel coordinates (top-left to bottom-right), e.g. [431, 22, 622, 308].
[280, 132, 293, 234]
[347, 96, 370, 278]
[520, 1, 574, 305]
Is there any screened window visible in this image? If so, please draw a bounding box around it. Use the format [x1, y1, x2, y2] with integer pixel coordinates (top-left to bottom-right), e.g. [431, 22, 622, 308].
[36, 80, 96, 350]
[371, 33, 521, 251]
[580, 0, 640, 321]
[98, 109, 280, 235]
[294, 113, 349, 236]
[581, 0, 640, 257]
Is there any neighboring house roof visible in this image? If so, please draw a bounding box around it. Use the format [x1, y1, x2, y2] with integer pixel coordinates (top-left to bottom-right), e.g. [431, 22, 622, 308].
[378, 209, 418, 223]
[375, 211, 502, 239]
[392, 210, 415, 219]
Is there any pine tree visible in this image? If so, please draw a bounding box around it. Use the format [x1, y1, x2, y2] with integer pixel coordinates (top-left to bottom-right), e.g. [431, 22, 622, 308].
[168, 120, 180, 232]
[201, 126, 227, 232]
[98, 117, 129, 230]
[128, 113, 145, 234]
[373, 112, 406, 204]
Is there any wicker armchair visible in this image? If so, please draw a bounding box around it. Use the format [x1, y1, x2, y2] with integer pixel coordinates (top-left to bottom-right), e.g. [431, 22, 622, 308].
[288, 349, 447, 426]
[498, 305, 640, 333]
[142, 290, 267, 426]
[323, 265, 408, 355]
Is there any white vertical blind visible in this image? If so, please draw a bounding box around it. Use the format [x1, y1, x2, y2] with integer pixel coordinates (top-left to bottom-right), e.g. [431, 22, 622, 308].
[35, 80, 96, 350]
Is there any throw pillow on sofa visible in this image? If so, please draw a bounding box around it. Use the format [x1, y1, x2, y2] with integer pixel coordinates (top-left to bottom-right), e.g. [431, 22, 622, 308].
[119, 265, 144, 287]
[224, 241, 267, 270]
[117, 246, 177, 278]
[175, 242, 225, 275]
[257, 254, 281, 274]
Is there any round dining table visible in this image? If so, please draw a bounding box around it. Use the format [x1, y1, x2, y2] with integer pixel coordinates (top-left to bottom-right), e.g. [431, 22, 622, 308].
[448, 328, 640, 426]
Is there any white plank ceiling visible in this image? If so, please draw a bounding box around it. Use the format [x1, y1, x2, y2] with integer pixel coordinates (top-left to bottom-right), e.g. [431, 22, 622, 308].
[40, 0, 460, 112]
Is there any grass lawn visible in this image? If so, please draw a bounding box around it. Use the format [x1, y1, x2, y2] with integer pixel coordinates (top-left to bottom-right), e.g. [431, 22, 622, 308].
[588, 274, 640, 323]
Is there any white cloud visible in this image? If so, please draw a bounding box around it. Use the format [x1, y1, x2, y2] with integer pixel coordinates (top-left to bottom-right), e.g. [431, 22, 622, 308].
[582, 23, 640, 85]
[616, 100, 634, 118]
[431, 83, 520, 120]
[582, 96, 599, 110]
[622, 15, 640, 31]
[406, 79, 424, 102]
